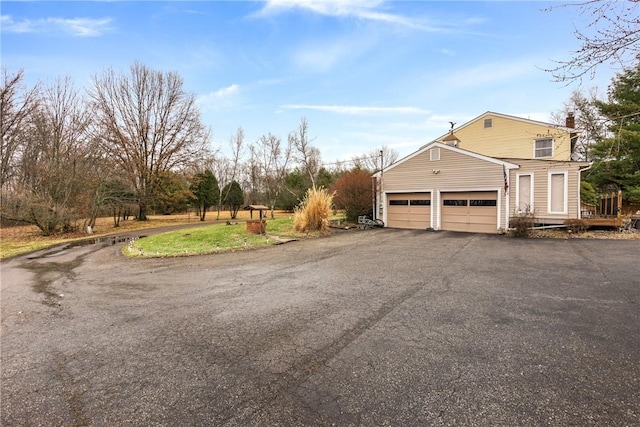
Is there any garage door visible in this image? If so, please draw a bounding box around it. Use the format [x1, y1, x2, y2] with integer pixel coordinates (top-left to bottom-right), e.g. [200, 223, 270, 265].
[441, 191, 497, 233]
[387, 193, 431, 229]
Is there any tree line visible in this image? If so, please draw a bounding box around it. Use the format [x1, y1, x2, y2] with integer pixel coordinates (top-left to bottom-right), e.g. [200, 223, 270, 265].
[1, 63, 399, 235]
[5, 55, 637, 237]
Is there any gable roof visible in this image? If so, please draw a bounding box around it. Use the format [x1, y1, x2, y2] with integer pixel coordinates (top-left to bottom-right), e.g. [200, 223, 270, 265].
[434, 111, 574, 142]
[375, 141, 520, 177]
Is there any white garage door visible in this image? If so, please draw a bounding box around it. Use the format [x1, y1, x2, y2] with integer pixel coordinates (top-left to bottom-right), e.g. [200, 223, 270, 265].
[387, 193, 431, 229]
[441, 191, 498, 233]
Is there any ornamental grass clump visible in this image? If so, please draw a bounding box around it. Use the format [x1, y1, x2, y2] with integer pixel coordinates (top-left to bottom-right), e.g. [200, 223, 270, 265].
[294, 187, 334, 233]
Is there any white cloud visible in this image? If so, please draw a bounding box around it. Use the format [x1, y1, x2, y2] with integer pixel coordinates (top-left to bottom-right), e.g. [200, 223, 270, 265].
[1, 15, 113, 37]
[254, 0, 452, 33]
[197, 84, 241, 111]
[213, 84, 239, 98]
[282, 104, 430, 115]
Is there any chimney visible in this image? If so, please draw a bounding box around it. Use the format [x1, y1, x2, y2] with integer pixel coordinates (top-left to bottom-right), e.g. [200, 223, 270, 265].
[566, 112, 575, 129]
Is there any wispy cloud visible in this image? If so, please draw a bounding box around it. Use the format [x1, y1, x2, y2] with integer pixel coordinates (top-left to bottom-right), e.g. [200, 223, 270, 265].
[197, 84, 241, 111]
[213, 84, 239, 98]
[1, 15, 113, 37]
[254, 0, 453, 33]
[282, 104, 430, 115]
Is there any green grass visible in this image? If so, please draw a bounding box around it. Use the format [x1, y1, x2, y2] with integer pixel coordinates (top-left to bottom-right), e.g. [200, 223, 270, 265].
[123, 218, 305, 258]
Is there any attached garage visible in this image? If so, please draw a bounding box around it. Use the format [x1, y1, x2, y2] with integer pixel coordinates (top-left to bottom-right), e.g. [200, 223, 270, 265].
[441, 191, 498, 233]
[387, 193, 431, 229]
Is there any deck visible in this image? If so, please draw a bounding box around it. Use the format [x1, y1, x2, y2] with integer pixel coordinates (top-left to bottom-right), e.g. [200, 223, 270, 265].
[583, 216, 623, 228]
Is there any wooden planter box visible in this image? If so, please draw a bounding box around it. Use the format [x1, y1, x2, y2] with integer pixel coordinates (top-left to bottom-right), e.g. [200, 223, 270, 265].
[246, 219, 266, 234]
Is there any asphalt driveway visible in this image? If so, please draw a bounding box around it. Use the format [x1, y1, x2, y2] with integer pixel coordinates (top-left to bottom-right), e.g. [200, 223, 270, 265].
[1, 229, 639, 426]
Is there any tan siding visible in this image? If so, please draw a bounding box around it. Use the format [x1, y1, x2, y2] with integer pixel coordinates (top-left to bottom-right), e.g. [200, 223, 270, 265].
[508, 159, 586, 224]
[382, 146, 510, 230]
[384, 147, 505, 191]
[451, 114, 572, 161]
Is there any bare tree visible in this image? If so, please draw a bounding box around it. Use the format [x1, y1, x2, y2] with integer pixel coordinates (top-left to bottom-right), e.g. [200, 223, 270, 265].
[551, 88, 609, 160]
[250, 132, 292, 218]
[1, 68, 40, 190]
[545, 0, 640, 83]
[3, 77, 99, 234]
[212, 127, 245, 219]
[289, 117, 321, 188]
[89, 62, 209, 220]
[352, 145, 399, 172]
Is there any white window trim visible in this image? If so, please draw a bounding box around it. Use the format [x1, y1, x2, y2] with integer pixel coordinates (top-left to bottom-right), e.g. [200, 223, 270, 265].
[534, 138, 554, 159]
[516, 173, 534, 213]
[548, 171, 568, 214]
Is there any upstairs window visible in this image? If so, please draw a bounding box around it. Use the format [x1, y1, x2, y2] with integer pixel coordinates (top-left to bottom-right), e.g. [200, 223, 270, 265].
[534, 138, 553, 158]
[484, 118, 492, 128]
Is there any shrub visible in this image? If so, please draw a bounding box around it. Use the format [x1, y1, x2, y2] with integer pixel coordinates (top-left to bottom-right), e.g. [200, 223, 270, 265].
[332, 170, 373, 222]
[564, 218, 590, 233]
[293, 187, 334, 233]
[509, 210, 535, 237]
[580, 181, 598, 206]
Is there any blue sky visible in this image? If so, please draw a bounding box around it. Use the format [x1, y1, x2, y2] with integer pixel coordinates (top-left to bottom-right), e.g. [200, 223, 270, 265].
[1, 1, 620, 163]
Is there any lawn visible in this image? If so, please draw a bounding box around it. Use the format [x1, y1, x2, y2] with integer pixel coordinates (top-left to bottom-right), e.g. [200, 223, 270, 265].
[123, 217, 309, 258]
[0, 210, 298, 260]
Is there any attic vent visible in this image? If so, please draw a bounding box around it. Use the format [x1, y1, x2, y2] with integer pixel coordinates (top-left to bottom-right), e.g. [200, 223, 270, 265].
[430, 147, 440, 161]
[484, 118, 493, 128]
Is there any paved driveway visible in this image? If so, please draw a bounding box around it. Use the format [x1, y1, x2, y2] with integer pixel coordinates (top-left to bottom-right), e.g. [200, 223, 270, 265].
[1, 229, 639, 426]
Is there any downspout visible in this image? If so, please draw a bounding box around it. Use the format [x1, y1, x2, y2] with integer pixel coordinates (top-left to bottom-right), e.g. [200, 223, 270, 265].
[379, 150, 384, 223]
[578, 163, 593, 219]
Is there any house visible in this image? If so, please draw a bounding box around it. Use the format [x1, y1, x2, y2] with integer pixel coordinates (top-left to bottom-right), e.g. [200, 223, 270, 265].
[435, 111, 579, 161]
[374, 112, 589, 233]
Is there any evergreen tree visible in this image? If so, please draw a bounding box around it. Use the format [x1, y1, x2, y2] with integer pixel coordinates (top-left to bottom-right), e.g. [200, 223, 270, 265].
[222, 180, 244, 219]
[190, 170, 219, 221]
[587, 64, 640, 202]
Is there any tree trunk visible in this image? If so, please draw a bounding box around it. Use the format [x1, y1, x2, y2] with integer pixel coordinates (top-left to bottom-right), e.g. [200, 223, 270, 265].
[138, 201, 148, 221]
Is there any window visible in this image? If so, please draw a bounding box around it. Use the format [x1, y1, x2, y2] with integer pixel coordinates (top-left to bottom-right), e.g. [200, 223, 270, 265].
[470, 200, 496, 207]
[534, 138, 553, 158]
[430, 147, 440, 161]
[389, 200, 408, 206]
[410, 200, 430, 206]
[443, 200, 468, 206]
[484, 118, 492, 128]
[548, 172, 567, 214]
[516, 174, 533, 212]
